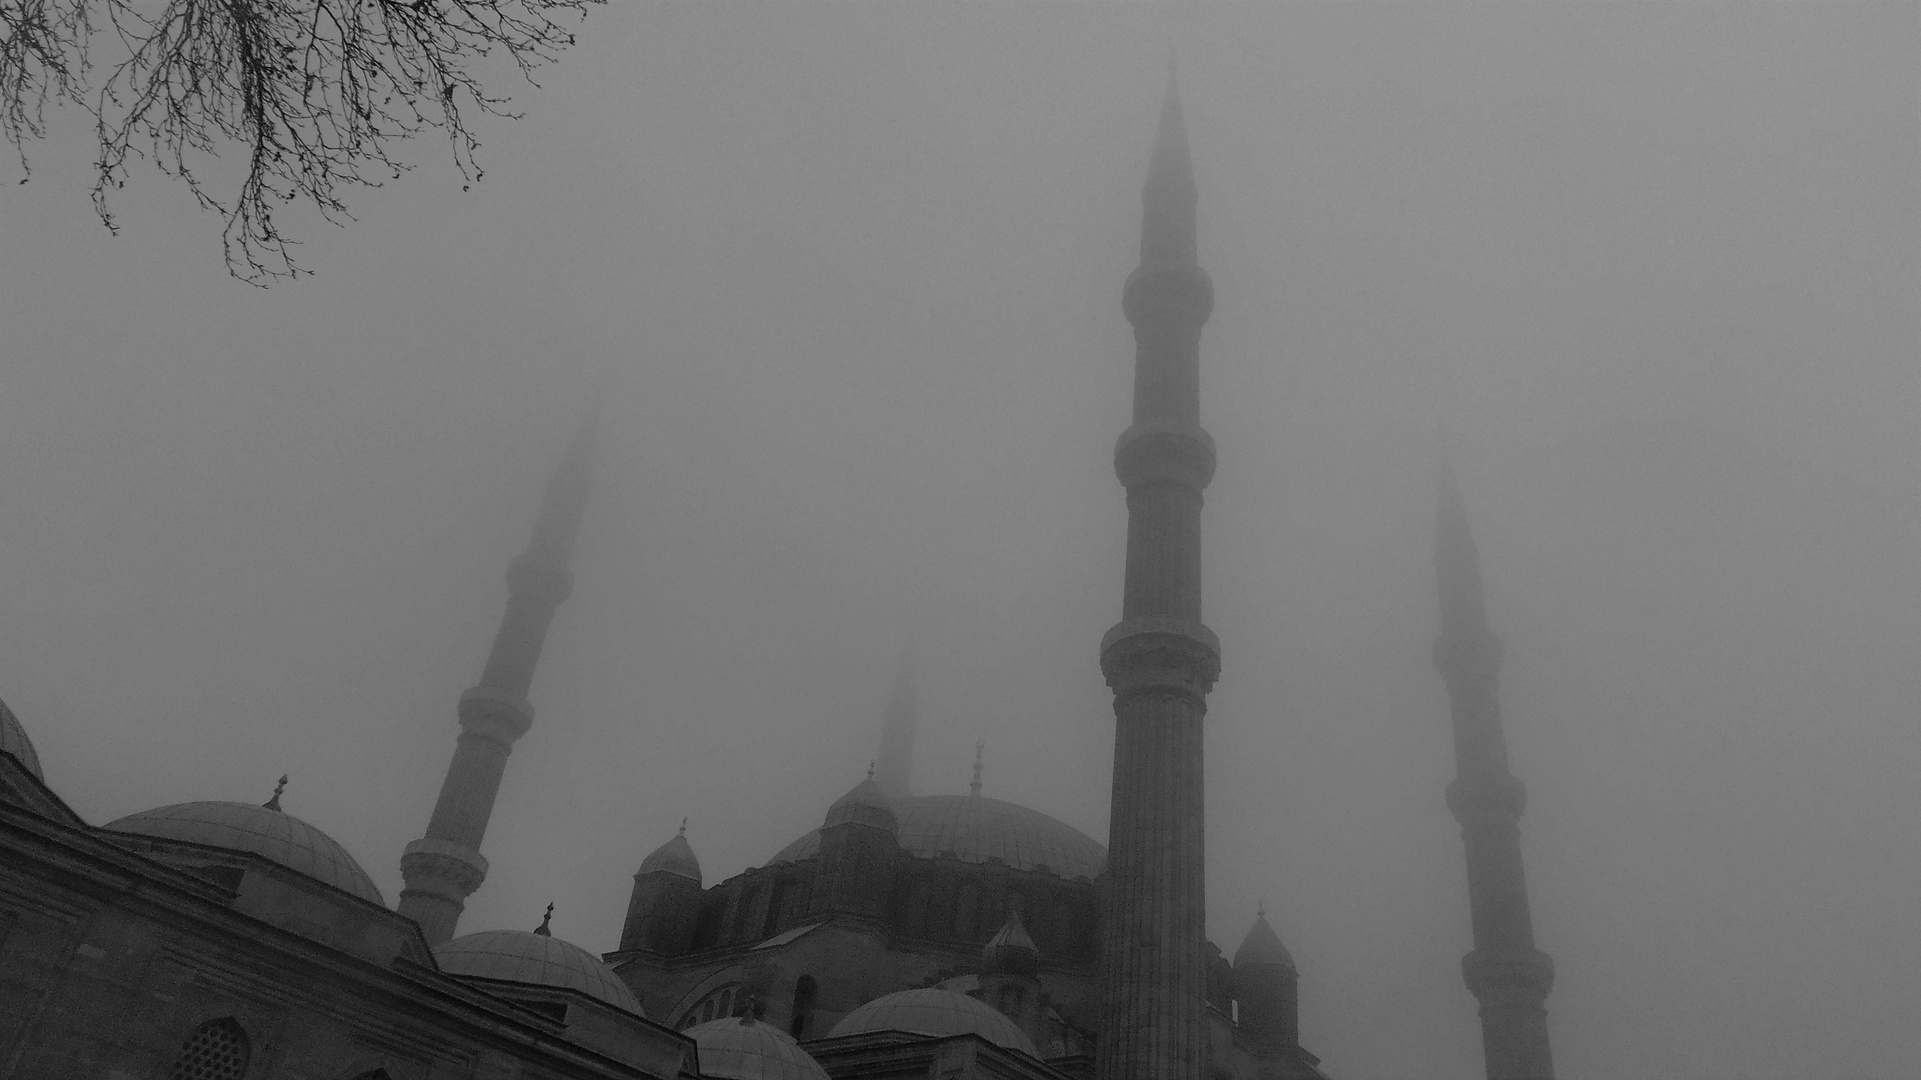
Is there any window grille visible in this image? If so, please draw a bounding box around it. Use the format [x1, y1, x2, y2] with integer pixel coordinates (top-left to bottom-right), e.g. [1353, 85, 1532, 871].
[169, 1017, 250, 1080]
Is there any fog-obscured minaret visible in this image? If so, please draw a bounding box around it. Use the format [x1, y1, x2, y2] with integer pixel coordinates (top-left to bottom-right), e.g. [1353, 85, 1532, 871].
[1433, 451, 1556, 1080]
[398, 412, 596, 946]
[1096, 62, 1220, 1080]
[873, 656, 916, 799]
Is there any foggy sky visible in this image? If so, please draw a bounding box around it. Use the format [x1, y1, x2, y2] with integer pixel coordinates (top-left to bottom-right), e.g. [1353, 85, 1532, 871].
[2, 4, 1916, 1079]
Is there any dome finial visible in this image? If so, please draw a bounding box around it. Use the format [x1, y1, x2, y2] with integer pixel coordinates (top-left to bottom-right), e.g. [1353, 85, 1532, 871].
[534, 902, 554, 936]
[970, 740, 985, 797]
[867, 759, 876, 781]
[679, 816, 688, 836]
[263, 774, 288, 812]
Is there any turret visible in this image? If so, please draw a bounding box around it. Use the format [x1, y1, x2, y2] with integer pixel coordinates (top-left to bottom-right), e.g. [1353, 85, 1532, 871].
[809, 771, 899, 920]
[398, 411, 596, 946]
[1097, 61, 1221, 1080]
[1433, 450, 1556, 1080]
[619, 819, 704, 955]
[1231, 909, 1299, 1048]
[980, 909, 1043, 1042]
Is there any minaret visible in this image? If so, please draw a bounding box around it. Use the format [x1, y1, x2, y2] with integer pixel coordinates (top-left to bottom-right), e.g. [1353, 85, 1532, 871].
[872, 656, 916, 799]
[1096, 64, 1220, 1080]
[1433, 452, 1556, 1080]
[398, 413, 596, 946]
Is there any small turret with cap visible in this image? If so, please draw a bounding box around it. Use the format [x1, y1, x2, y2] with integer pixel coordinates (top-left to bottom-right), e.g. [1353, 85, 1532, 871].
[618, 817, 705, 956]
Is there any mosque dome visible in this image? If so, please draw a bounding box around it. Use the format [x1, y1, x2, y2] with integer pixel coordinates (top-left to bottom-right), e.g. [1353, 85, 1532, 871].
[435, 929, 643, 1014]
[639, 830, 702, 882]
[105, 800, 383, 906]
[823, 776, 897, 833]
[686, 1015, 830, 1080]
[773, 795, 1103, 879]
[1233, 911, 1296, 972]
[0, 698, 42, 781]
[828, 987, 1038, 1057]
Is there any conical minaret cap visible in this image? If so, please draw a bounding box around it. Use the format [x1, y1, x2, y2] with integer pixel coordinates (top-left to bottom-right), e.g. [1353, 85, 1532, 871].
[825, 772, 898, 834]
[1233, 910, 1297, 972]
[873, 654, 916, 799]
[982, 909, 1041, 978]
[1435, 445, 1489, 634]
[638, 824, 702, 884]
[1140, 56, 1198, 267]
[526, 405, 598, 568]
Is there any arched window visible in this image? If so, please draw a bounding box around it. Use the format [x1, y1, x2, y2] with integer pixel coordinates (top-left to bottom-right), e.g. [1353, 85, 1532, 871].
[789, 974, 818, 1040]
[170, 1017, 250, 1080]
[678, 983, 742, 1029]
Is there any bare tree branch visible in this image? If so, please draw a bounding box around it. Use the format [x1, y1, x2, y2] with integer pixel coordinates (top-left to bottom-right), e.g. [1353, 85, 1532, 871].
[1, 0, 597, 281]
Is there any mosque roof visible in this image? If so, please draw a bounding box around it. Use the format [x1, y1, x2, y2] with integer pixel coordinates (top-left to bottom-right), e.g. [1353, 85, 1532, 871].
[771, 794, 1104, 879]
[824, 776, 897, 833]
[1234, 911, 1296, 971]
[639, 830, 702, 882]
[105, 800, 384, 905]
[435, 929, 644, 1014]
[0, 698, 42, 781]
[982, 910, 1040, 977]
[828, 987, 1038, 1058]
[686, 1015, 830, 1080]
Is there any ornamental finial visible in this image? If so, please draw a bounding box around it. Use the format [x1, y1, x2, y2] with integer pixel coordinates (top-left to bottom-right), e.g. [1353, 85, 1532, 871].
[534, 902, 554, 936]
[678, 816, 688, 836]
[263, 774, 288, 812]
[867, 760, 876, 781]
[970, 740, 985, 796]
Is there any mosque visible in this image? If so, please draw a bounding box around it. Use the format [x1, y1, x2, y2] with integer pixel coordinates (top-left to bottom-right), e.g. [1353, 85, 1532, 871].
[0, 73, 1556, 1080]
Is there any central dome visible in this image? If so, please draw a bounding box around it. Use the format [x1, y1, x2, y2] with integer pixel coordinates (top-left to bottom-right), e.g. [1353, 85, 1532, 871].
[770, 795, 1104, 879]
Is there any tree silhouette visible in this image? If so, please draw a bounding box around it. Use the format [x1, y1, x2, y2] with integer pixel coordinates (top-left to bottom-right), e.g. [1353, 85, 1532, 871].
[2, 0, 598, 281]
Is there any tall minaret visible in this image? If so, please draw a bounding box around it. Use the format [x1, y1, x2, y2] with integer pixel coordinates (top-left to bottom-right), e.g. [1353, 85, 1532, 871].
[872, 656, 916, 799]
[1433, 452, 1556, 1080]
[398, 413, 596, 946]
[1096, 64, 1220, 1080]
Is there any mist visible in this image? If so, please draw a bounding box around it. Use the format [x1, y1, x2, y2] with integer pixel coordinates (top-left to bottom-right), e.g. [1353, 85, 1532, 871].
[2, 4, 1915, 1078]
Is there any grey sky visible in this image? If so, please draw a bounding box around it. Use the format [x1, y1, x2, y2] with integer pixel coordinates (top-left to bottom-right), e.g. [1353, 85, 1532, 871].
[2, 4, 1915, 1078]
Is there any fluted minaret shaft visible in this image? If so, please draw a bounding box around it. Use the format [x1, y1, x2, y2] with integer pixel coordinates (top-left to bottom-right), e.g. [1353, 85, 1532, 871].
[1433, 455, 1555, 1080]
[873, 658, 916, 799]
[398, 413, 595, 945]
[1096, 69, 1220, 1080]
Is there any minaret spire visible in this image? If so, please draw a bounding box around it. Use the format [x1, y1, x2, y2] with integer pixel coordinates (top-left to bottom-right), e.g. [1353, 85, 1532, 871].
[1433, 450, 1556, 1080]
[872, 651, 916, 799]
[399, 410, 597, 946]
[1097, 68, 1219, 1080]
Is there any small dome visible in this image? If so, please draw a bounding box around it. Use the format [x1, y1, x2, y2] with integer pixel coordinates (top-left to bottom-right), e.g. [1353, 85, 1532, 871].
[982, 910, 1039, 978]
[1233, 911, 1296, 971]
[0, 698, 42, 781]
[687, 1015, 830, 1080]
[829, 987, 1038, 1058]
[824, 777, 897, 833]
[639, 831, 702, 883]
[436, 929, 643, 1015]
[106, 801, 382, 905]
[774, 794, 1103, 878]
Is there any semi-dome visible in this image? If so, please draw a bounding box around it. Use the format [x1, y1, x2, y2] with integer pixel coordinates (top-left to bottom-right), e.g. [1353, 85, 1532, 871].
[686, 1015, 830, 1080]
[105, 800, 383, 905]
[773, 794, 1103, 879]
[436, 929, 643, 1014]
[0, 697, 43, 780]
[1233, 910, 1296, 971]
[824, 776, 897, 833]
[828, 987, 1038, 1057]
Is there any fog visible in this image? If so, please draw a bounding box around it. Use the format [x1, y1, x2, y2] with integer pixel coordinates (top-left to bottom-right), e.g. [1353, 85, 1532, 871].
[2, 4, 1915, 1078]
